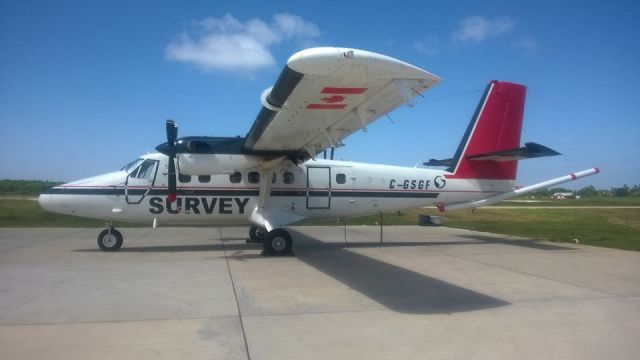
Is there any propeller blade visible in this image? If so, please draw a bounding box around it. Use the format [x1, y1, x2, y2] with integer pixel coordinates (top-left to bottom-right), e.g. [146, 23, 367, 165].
[167, 156, 177, 203]
[166, 119, 177, 146]
[165, 119, 178, 203]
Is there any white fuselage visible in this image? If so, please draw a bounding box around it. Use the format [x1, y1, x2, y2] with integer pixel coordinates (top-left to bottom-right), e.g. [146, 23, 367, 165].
[39, 153, 514, 226]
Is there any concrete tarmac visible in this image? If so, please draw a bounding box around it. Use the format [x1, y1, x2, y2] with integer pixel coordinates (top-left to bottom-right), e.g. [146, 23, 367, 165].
[1, 226, 639, 359]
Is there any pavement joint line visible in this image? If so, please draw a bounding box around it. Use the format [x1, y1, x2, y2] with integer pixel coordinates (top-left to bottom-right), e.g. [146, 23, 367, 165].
[235, 294, 640, 319]
[0, 308, 393, 326]
[219, 227, 252, 360]
[508, 294, 640, 306]
[440, 251, 622, 298]
[240, 307, 389, 319]
[0, 314, 241, 327]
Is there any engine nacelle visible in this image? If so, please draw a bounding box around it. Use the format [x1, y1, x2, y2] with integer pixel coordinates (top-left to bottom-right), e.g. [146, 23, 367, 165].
[177, 154, 269, 175]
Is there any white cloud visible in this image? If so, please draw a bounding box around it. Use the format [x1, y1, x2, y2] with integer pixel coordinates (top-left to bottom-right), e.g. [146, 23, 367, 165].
[451, 16, 515, 44]
[272, 13, 320, 39]
[513, 36, 539, 55]
[413, 35, 440, 56]
[166, 13, 320, 72]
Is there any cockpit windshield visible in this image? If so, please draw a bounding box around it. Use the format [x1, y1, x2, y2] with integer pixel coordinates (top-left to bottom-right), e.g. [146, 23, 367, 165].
[121, 158, 144, 173]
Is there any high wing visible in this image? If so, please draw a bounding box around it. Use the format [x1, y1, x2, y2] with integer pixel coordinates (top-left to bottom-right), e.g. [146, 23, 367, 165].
[244, 47, 440, 156]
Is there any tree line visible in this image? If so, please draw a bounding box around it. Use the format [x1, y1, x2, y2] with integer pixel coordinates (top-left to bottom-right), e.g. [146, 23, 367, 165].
[0, 180, 64, 196]
[529, 184, 640, 198]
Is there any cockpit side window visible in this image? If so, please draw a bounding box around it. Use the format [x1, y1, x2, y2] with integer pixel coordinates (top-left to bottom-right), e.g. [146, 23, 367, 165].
[133, 160, 158, 180]
[121, 158, 143, 173]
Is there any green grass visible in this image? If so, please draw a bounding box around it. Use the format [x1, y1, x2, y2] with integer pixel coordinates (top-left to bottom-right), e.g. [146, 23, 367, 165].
[501, 197, 640, 206]
[444, 208, 640, 251]
[2, 198, 639, 251]
[300, 206, 640, 251]
[0, 199, 130, 227]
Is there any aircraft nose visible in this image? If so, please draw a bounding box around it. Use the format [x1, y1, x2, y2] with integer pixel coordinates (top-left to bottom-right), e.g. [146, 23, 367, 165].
[38, 193, 57, 213]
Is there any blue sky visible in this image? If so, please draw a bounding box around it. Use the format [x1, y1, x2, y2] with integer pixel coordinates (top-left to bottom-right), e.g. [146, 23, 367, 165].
[1, 0, 638, 189]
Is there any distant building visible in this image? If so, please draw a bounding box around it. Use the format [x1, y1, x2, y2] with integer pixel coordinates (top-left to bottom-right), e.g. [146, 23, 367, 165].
[551, 192, 575, 199]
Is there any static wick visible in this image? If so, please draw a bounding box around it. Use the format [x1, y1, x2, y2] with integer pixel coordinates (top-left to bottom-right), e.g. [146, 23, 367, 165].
[386, 114, 395, 124]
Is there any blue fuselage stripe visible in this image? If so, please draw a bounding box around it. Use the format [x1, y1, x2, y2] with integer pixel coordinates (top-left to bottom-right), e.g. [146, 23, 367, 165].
[44, 188, 440, 199]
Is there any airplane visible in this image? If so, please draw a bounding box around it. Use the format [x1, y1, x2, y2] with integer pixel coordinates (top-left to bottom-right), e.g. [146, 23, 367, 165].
[38, 47, 599, 256]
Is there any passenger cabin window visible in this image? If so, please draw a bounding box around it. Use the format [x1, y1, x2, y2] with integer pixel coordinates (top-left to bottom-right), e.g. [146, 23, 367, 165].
[336, 173, 346, 184]
[283, 171, 294, 184]
[179, 173, 191, 183]
[198, 175, 211, 183]
[132, 160, 157, 180]
[230, 172, 242, 184]
[248, 171, 260, 184]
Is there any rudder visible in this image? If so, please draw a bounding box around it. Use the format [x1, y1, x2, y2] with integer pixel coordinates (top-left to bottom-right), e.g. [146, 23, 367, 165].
[448, 80, 526, 180]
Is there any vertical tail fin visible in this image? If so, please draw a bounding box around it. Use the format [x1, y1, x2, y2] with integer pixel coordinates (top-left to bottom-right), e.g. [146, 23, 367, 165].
[448, 80, 526, 180]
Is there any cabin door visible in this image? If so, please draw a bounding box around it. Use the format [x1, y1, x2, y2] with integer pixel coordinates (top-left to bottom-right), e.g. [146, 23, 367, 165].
[306, 166, 331, 209]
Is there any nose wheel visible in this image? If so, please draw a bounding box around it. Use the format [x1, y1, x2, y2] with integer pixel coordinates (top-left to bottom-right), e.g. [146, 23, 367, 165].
[97, 227, 123, 251]
[262, 228, 293, 256]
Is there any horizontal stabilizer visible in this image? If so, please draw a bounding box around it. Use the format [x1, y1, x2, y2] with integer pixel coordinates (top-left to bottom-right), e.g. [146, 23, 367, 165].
[467, 142, 561, 162]
[439, 167, 600, 212]
[423, 158, 453, 167]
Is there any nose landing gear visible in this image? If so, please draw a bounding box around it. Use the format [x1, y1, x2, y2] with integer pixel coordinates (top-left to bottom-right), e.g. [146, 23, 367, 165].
[97, 224, 123, 251]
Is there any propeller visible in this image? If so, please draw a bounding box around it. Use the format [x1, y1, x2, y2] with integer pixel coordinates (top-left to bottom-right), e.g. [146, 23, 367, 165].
[165, 119, 178, 203]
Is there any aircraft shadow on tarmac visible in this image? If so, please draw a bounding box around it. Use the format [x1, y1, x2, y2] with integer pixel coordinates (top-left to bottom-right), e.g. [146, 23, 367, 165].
[68, 229, 586, 314]
[287, 230, 511, 314]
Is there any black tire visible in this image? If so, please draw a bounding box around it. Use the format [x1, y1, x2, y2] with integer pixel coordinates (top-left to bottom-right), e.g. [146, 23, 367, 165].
[97, 228, 123, 251]
[248, 225, 267, 243]
[262, 229, 293, 256]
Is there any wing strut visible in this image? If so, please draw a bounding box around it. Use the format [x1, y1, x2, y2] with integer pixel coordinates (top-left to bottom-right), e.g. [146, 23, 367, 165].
[249, 158, 306, 232]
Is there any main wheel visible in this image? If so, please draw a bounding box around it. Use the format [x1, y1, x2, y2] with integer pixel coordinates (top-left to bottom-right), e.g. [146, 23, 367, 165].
[262, 229, 293, 256]
[248, 224, 267, 243]
[97, 228, 123, 251]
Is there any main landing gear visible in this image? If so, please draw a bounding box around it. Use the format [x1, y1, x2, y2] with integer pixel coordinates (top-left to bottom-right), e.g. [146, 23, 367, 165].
[97, 224, 123, 251]
[247, 224, 267, 243]
[248, 226, 293, 256]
